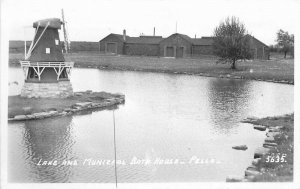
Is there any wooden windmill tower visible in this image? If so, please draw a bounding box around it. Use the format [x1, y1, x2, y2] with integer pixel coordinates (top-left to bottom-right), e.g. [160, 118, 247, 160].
[20, 18, 74, 98]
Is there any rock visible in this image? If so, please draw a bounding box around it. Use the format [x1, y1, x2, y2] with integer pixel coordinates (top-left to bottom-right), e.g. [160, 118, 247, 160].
[33, 112, 50, 119]
[232, 145, 248, 150]
[265, 136, 275, 143]
[13, 115, 27, 120]
[266, 131, 281, 138]
[115, 98, 123, 103]
[74, 102, 92, 108]
[64, 108, 72, 112]
[246, 165, 259, 171]
[254, 125, 266, 131]
[26, 114, 35, 119]
[274, 126, 285, 129]
[245, 170, 262, 177]
[226, 175, 244, 182]
[254, 147, 270, 159]
[41, 112, 51, 118]
[269, 128, 281, 132]
[91, 103, 100, 107]
[48, 111, 58, 116]
[60, 111, 68, 116]
[74, 92, 83, 96]
[252, 158, 261, 166]
[263, 142, 278, 148]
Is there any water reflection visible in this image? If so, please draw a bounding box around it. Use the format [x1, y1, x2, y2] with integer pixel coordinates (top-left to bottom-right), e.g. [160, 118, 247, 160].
[22, 116, 74, 182]
[207, 79, 252, 134]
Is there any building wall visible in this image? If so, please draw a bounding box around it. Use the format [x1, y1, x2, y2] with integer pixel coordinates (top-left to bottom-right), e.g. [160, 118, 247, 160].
[159, 34, 192, 57]
[124, 43, 160, 56]
[248, 36, 269, 59]
[192, 45, 213, 56]
[99, 35, 124, 54]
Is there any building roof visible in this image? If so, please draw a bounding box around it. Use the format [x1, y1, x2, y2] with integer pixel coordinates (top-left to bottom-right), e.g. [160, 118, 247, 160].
[245, 34, 268, 47]
[192, 38, 214, 46]
[126, 36, 164, 44]
[160, 33, 213, 46]
[175, 33, 194, 43]
[99, 33, 267, 47]
[99, 33, 129, 42]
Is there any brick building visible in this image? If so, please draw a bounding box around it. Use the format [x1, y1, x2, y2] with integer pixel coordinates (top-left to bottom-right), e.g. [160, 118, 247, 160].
[99, 31, 269, 59]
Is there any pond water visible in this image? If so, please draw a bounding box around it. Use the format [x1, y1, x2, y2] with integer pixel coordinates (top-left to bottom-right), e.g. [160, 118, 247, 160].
[8, 67, 294, 183]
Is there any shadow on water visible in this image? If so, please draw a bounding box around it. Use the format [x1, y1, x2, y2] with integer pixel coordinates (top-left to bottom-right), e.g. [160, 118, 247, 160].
[207, 79, 252, 134]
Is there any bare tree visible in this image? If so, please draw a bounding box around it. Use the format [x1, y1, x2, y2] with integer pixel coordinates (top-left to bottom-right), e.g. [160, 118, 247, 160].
[213, 16, 252, 69]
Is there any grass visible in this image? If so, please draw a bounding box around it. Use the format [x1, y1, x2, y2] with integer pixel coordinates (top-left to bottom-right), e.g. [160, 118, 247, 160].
[8, 91, 121, 118]
[244, 114, 294, 182]
[9, 52, 294, 83]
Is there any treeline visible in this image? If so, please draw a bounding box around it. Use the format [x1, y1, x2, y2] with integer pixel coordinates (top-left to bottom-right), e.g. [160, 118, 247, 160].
[9, 40, 99, 53]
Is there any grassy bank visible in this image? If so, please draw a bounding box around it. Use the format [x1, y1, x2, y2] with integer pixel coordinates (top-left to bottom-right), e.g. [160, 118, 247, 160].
[8, 91, 123, 118]
[243, 114, 294, 182]
[9, 52, 294, 83]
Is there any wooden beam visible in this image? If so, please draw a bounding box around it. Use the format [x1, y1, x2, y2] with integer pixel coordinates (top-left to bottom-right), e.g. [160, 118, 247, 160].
[37, 65, 40, 80]
[32, 67, 39, 79]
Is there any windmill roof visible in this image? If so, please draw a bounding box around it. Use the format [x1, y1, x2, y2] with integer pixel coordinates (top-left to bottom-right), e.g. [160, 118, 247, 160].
[33, 18, 62, 29]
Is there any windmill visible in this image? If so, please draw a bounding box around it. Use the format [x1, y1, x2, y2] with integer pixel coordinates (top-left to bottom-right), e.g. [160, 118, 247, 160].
[61, 9, 71, 53]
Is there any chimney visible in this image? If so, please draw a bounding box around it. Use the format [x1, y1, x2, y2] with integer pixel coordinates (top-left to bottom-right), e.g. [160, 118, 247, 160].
[153, 27, 156, 36]
[195, 34, 196, 39]
[123, 29, 126, 41]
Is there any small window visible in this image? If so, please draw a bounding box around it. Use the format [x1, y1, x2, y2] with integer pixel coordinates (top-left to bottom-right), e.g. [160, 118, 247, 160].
[46, 48, 50, 54]
[55, 39, 59, 45]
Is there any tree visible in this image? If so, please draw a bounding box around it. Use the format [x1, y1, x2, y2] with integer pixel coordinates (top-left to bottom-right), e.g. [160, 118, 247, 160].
[269, 44, 280, 53]
[213, 16, 252, 69]
[276, 29, 294, 58]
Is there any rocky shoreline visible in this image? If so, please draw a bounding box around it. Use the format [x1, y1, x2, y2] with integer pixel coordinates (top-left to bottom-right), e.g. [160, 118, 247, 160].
[227, 114, 294, 182]
[8, 91, 125, 121]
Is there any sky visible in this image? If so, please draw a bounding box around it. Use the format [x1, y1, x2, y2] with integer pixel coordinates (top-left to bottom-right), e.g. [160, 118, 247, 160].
[3, 0, 300, 45]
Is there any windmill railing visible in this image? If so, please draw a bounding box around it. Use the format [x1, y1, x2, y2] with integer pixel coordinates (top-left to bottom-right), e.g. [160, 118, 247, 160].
[20, 61, 74, 81]
[20, 61, 74, 68]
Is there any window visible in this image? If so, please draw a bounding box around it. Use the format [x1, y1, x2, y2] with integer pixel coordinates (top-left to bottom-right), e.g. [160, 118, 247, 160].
[55, 39, 59, 45]
[46, 48, 50, 54]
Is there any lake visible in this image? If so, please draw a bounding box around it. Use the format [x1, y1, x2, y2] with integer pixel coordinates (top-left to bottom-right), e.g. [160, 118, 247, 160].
[8, 67, 294, 183]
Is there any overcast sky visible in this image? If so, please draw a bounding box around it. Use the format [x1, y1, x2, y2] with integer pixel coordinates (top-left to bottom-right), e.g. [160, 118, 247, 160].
[4, 0, 300, 45]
